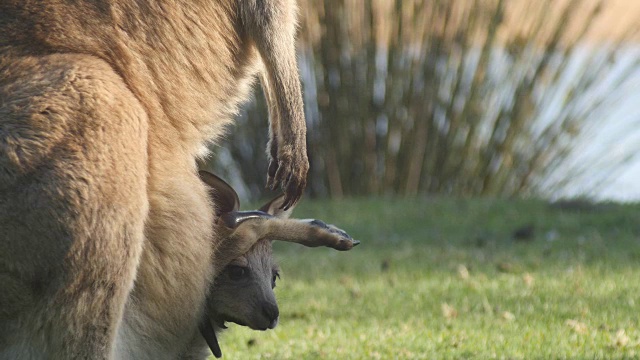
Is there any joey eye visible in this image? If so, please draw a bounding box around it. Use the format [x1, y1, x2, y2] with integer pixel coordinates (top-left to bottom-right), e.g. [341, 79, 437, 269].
[271, 271, 280, 289]
[227, 265, 248, 281]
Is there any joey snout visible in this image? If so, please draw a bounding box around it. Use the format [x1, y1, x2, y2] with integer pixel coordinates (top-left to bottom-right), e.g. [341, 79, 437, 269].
[214, 299, 279, 331]
[260, 301, 279, 330]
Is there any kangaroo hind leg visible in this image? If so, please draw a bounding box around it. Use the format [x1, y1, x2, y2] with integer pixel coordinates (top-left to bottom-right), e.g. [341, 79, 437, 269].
[0, 54, 148, 360]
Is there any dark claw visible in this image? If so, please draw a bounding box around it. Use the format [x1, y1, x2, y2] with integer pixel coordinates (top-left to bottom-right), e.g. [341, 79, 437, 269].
[281, 199, 291, 211]
[280, 190, 292, 210]
[280, 175, 304, 210]
[329, 227, 353, 240]
[310, 219, 328, 228]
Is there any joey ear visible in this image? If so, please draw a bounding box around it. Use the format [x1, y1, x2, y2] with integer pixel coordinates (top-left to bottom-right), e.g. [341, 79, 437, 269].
[198, 170, 240, 215]
[259, 194, 295, 219]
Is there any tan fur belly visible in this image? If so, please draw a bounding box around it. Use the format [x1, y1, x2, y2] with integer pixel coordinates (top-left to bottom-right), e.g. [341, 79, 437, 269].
[118, 154, 215, 357]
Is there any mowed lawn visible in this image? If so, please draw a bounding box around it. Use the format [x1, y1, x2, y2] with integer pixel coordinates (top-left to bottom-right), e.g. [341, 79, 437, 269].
[215, 198, 640, 359]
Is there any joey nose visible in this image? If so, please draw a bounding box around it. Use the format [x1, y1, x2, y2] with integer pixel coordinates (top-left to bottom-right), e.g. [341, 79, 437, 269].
[268, 317, 279, 329]
[263, 302, 279, 328]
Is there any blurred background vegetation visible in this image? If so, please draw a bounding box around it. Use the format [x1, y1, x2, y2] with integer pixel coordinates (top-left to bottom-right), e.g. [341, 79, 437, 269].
[206, 0, 640, 202]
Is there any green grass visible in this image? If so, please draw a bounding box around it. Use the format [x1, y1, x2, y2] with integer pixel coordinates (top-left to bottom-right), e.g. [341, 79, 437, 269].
[215, 197, 640, 359]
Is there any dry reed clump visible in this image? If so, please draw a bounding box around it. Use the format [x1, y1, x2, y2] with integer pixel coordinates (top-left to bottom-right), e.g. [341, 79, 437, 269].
[212, 0, 640, 199]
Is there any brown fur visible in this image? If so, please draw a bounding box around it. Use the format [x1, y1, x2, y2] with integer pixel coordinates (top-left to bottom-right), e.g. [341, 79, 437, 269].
[0, 1, 307, 359]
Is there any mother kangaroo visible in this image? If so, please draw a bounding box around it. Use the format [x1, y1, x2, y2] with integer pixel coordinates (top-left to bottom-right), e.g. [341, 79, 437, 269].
[0, 1, 308, 359]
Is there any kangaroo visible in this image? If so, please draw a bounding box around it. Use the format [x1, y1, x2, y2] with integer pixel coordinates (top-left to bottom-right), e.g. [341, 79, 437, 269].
[188, 237, 282, 360]
[122, 171, 356, 360]
[0, 1, 308, 359]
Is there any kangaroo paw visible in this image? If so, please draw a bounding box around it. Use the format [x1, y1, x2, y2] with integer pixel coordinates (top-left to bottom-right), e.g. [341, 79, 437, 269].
[332, 234, 360, 251]
[309, 220, 360, 251]
[269, 146, 309, 210]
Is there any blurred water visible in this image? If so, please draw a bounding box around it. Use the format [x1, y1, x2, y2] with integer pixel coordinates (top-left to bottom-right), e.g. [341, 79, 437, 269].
[538, 45, 640, 201]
